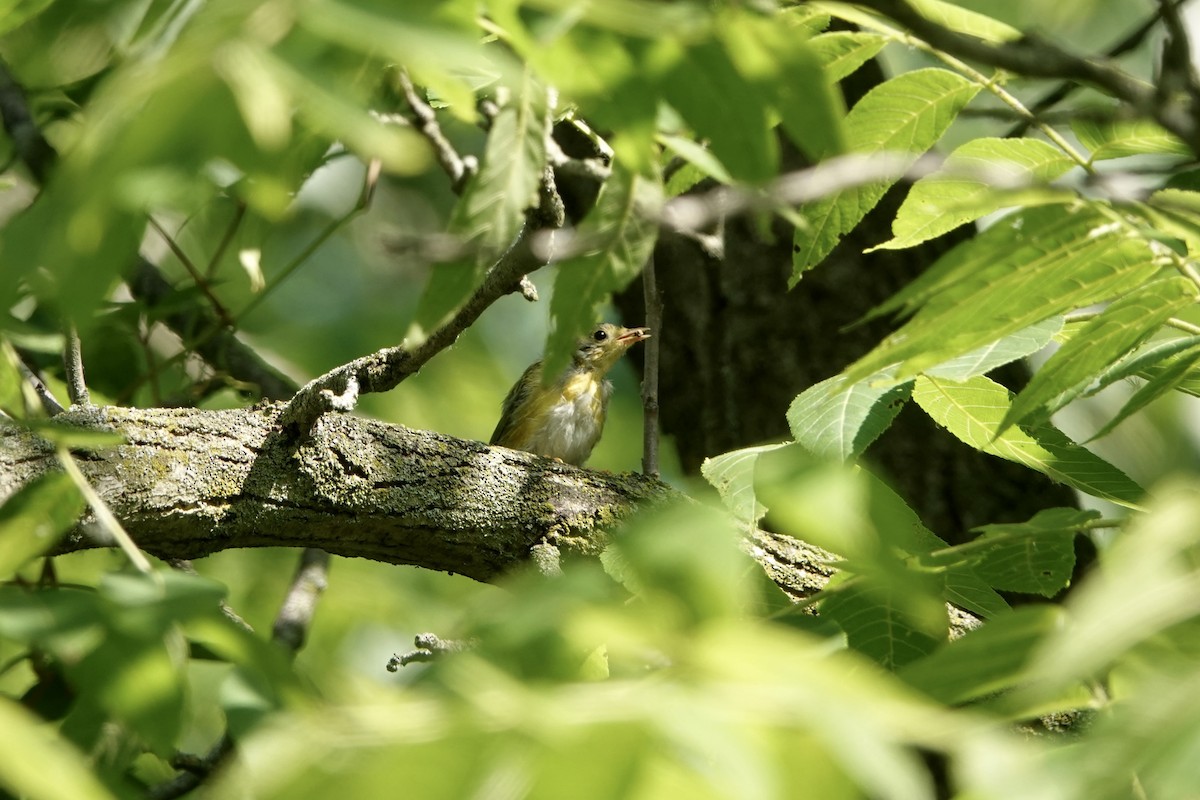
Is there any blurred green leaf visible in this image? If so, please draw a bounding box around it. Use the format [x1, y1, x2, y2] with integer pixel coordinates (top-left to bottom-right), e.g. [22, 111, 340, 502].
[874, 138, 1076, 250]
[0, 472, 86, 578]
[18, 419, 124, 449]
[912, 375, 1144, 508]
[543, 160, 661, 379]
[898, 605, 1064, 705]
[1001, 277, 1199, 433]
[787, 372, 912, 461]
[0, 585, 102, 643]
[659, 37, 778, 183]
[848, 205, 1169, 381]
[907, 0, 1022, 42]
[0, 696, 117, 800]
[792, 68, 980, 279]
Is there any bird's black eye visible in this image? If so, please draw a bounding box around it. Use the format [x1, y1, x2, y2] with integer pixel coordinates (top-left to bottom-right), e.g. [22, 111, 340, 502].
[592, 328, 608, 342]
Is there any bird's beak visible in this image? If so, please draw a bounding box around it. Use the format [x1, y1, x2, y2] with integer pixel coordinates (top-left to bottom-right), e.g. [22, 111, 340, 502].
[617, 327, 651, 344]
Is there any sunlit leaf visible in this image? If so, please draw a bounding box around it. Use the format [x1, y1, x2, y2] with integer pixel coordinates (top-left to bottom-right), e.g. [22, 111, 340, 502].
[874, 138, 1076, 250]
[808, 31, 887, 83]
[1001, 277, 1199, 432]
[0, 697, 117, 800]
[820, 581, 944, 670]
[701, 442, 792, 525]
[923, 317, 1062, 381]
[792, 68, 980, 280]
[848, 205, 1169, 381]
[907, 0, 1022, 42]
[912, 375, 1144, 508]
[1073, 115, 1190, 162]
[1089, 345, 1200, 440]
[787, 372, 911, 461]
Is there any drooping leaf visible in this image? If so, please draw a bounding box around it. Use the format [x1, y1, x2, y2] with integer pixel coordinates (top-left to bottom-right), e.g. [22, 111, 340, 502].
[1001, 277, 1199, 432]
[1073, 115, 1190, 162]
[923, 317, 1062, 381]
[874, 138, 1076, 250]
[1085, 334, 1200, 397]
[787, 372, 912, 461]
[792, 68, 981, 280]
[847, 205, 1169, 380]
[543, 161, 662, 379]
[719, 9, 847, 161]
[923, 508, 1097, 597]
[1088, 344, 1200, 440]
[912, 375, 1144, 508]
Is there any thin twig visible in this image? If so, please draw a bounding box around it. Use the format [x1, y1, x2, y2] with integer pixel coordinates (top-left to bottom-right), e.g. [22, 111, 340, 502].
[14, 358, 64, 415]
[397, 70, 474, 193]
[858, 0, 1200, 154]
[206, 201, 246, 280]
[63, 325, 90, 407]
[271, 547, 330, 655]
[1008, 1, 1189, 137]
[279, 166, 566, 434]
[148, 217, 236, 328]
[640, 254, 662, 477]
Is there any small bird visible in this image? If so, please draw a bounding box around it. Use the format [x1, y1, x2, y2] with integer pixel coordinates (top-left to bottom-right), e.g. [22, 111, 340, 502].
[490, 323, 651, 466]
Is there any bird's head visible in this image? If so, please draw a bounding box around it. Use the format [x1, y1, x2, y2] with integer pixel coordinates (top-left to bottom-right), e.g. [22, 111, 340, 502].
[573, 323, 651, 374]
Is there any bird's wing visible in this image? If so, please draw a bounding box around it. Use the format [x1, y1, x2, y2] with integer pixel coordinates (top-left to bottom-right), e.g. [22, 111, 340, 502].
[489, 360, 543, 446]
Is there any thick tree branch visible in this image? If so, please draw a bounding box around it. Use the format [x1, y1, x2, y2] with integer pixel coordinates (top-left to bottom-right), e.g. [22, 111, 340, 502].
[0, 404, 671, 581]
[859, 0, 1200, 154]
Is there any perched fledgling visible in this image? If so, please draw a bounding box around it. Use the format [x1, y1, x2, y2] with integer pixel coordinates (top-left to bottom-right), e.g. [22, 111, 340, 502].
[490, 323, 651, 466]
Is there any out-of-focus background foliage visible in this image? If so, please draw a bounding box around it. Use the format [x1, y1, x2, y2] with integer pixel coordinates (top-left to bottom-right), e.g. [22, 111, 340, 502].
[6, 0, 1200, 798]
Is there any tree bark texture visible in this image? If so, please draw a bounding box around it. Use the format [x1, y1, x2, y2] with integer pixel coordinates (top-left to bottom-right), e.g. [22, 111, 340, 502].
[1, 404, 845, 602]
[1, 404, 673, 581]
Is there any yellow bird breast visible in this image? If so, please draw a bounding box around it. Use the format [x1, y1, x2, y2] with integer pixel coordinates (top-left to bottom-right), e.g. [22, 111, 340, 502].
[517, 371, 612, 465]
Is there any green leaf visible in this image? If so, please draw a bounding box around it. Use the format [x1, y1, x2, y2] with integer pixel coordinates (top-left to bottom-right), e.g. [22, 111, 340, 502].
[18, 419, 125, 449]
[820, 581, 944, 670]
[923, 317, 1062, 381]
[543, 161, 661, 378]
[958, 507, 1098, 596]
[907, 0, 1022, 42]
[659, 38, 778, 182]
[848, 205, 1170, 380]
[874, 138, 1076, 250]
[1001, 277, 1200, 432]
[0, 472, 86, 578]
[701, 443, 792, 525]
[792, 68, 981, 280]
[1073, 115, 1190, 161]
[1089, 344, 1200, 440]
[1086, 334, 1200, 396]
[0, 586, 102, 643]
[912, 375, 1144, 508]
[787, 372, 912, 461]
[898, 605, 1064, 705]
[808, 31, 887, 84]
[454, 67, 550, 262]
[0, 697, 117, 800]
[659, 134, 733, 190]
[720, 9, 847, 161]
